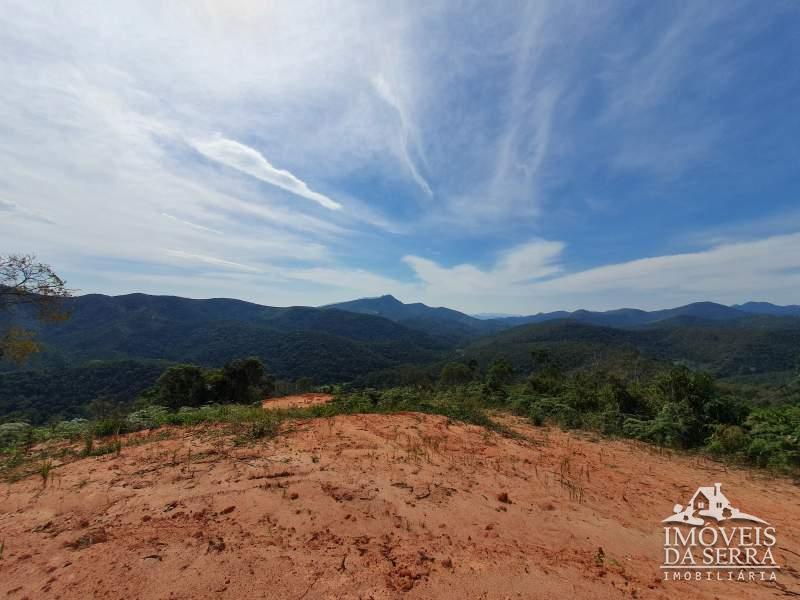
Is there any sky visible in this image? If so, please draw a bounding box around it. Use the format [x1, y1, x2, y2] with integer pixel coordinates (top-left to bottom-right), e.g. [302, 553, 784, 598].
[1, 1, 799, 315]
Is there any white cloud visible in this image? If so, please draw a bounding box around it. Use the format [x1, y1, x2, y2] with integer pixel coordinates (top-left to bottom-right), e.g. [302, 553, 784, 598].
[404, 240, 564, 295]
[401, 233, 800, 314]
[371, 74, 432, 197]
[191, 137, 342, 211]
[161, 212, 222, 235]
[0, 3, 365, 295]
[0, 1, 791, 313]
[0, 199, 54, 224]
[165, 250, 263, 273]
[539, 232, 800, 300]
[283, 266, 419, 301]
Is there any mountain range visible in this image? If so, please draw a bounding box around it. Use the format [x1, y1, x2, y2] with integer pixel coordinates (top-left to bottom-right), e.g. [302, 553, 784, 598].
[2, 291, 800, 423]
[325, 294, 800, 335]
[0, 293, 448, 380]
[4, 292, 799, 377]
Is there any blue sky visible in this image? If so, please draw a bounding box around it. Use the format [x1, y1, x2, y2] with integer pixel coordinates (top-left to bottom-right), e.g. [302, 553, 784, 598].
[1, 1, 799, 314]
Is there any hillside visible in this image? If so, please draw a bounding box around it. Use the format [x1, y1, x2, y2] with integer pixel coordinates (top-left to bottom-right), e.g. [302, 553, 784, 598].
[3, 292, 800, 424]
[326, 296, 800, 338]
[324, 295, 505, 341]
[491, 301, 750, 329]
[0, 293, 450, 379]
[463, 317, 800, 379]
[2, 411, 797, 599]
[0, 360, 167, 424]
[734, 301, 800, 317]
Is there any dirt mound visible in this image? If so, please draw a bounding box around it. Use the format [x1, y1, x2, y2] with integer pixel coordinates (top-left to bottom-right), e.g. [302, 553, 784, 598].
[1, 413, 798, 599]
[262, 393, 333, 410]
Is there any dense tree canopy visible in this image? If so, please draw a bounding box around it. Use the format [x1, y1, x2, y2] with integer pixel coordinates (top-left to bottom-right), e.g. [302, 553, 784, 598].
[439, 362, 473, 387]
[151, 357, 275, 409]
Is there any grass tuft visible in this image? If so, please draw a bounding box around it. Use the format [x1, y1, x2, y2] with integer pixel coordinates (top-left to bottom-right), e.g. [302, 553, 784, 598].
[39, 459, 53, 487]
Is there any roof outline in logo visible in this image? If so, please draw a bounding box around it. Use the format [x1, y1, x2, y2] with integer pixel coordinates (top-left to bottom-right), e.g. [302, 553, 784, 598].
[663, 483, 768, 526]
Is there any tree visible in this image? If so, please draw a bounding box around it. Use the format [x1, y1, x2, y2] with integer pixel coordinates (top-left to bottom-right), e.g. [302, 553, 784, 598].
[0, 254, 72, 364]
[87, 396, 123, 421]
[295, 376, 314, 393]
[439, 362, 473, 387]
[528, 349, 564, 395]
[156, 365, 209, 409]
[211, 357, 275, 404]
[486, 358, 513, 392]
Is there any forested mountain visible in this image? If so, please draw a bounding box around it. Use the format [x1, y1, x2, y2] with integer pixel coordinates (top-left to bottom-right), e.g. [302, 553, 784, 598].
[0, 293, 450, 379]
[734, 301, 800, 317]
[0, 360, 167, 424]
[462, 317, 800, 380]
[324, 295, 504, 341]
[489, 302, 749, 328]
[327, 296, 800, 334]
[2, 291, 800, 424]
[4, 293, 800, 381]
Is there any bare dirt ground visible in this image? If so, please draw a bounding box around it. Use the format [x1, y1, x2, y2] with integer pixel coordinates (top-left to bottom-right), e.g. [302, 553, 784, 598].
[1, 411, 798, 599]
[262, 393, 334, 411]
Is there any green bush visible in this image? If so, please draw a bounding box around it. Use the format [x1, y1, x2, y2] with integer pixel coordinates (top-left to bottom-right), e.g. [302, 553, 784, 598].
[126, 405, 170, 430]
[0, 422, 31, 450]
[706, 424, 748, 456]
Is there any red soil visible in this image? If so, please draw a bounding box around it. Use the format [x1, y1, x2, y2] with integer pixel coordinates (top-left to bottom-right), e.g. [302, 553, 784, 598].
[261, 393, 334, 411]
[1, 412, 798, 599]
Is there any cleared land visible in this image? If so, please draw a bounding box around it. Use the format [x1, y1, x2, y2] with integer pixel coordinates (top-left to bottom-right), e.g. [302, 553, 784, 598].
[1, 410, 798, 599]
[261, 393, 334, 411]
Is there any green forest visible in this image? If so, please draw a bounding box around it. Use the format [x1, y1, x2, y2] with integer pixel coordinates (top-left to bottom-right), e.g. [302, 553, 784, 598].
[2, 351, 799, 476]
[2, 286, 800, 476]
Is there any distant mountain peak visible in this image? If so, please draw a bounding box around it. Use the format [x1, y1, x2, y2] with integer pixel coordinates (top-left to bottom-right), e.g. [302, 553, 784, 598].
[331, 294, 403, 306]
[323, 294, 506, 341]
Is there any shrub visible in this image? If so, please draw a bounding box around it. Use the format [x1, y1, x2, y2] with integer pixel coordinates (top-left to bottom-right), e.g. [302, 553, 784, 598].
[623, 402, 697, 448]
[0, 422, 31, 450]
[706, 425, 748, 456]
[126, 405, 170, 430]
[51, 419, 90, 441]
[92, 416, 127, 437]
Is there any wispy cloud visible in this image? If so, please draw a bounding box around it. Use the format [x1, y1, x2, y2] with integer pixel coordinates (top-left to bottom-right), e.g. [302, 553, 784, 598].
[191, 137, 342, 211]
[0, 2, 795, 312]
[165, 250, 263, 273]
[161, 212, 222, 235]
[0, 199, 54, 225]
[371, 74, 432, 197]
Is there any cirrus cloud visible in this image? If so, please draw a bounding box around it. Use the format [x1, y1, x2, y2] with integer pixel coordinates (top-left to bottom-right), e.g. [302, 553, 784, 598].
[191, 137, 343, 211]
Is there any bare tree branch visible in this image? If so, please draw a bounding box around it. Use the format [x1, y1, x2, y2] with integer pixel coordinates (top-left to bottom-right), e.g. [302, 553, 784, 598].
[0, 254, 74, 321]
[0, 254, 74, 364]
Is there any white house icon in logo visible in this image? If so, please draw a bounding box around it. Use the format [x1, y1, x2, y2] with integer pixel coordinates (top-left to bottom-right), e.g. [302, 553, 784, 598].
[663, 483, 768, 527]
